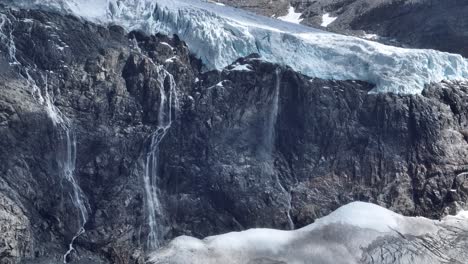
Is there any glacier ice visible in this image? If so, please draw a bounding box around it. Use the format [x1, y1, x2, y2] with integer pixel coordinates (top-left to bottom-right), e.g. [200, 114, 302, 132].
[147, 202, 468, 264]
[5, 0, 468, 93]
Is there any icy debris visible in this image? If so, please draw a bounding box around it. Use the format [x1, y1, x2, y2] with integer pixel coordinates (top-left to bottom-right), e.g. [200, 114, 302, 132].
[147, 202, 465, 264]
[278, 6, 303, 24]
[8, 0, 468, 94]
[321, 13, 337, 27]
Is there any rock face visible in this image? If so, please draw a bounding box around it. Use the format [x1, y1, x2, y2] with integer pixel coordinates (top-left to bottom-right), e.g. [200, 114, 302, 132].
[0, 4, 467, 264]
[218, 0, 468, 57]
[215, 0, 290, 17]
[0, 7, 198, 263]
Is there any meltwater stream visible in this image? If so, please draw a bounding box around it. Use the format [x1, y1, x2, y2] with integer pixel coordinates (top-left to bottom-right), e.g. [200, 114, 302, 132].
[1, 15, 88, 262]
[59, 127, 88, 263]
[143, 66, 179, 250]
[34, 74, 89, 263]
[262, 68, 295, 230]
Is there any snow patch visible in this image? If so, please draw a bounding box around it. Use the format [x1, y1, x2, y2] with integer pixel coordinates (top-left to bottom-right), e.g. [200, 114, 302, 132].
[278, 6, 303, 24]
[457, 210, 468, 219]
[362, 33, 379, 40]
[230, 63, 252, 72]
[160, 42, 174, 50]
[165, 56, 178, 63]
[304, 201, 399, 233]
[321, 13, 337, 27]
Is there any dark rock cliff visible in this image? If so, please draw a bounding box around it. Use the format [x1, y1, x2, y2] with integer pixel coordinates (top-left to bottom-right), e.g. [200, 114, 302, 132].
[0, 5, 467, 264]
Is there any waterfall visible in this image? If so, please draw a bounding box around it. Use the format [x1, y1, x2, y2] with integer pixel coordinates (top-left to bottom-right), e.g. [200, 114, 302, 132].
[0, 13, 20, 65]
[60, 127, 88, 263]
[263, 68, 295, 230]
[143, 66, 178, 250]
[2, 14, 89, 261]
[264, 67, 281, 155]
[38, 74, 88, 263]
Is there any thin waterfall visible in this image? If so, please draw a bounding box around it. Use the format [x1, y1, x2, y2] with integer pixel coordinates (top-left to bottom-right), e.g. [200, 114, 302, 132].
[264, 68, 295, 230]
[38, 74, 89, 263]
[58, 123, 88, 263]
[264, 67, 281, 154]
[0, 13, 20, 65]
[144, 66, 178, 250]
[1, 15, 89, 259]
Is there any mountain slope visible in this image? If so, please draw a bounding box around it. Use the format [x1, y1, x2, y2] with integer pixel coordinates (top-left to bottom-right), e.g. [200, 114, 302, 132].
[0, 2, 468, 264]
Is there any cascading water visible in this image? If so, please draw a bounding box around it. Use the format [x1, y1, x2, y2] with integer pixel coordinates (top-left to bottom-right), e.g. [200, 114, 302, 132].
[263, 68, 295, 230]
[27, 72, 88, 263]
[60, 126, 88, 263]
[0, 13, 19, 65]
[1, 14, 88, 262]
[143, 66, 178, 250]
[264, 67, 281, 155]
[30, 73, 88, 263]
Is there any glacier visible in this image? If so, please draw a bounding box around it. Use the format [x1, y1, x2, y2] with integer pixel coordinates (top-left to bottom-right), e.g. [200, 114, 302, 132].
[148, 202, 468, 264]
[4, 0, 468, 93]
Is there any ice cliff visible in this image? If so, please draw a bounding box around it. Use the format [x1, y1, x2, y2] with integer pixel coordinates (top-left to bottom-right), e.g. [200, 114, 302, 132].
[5, 0, 468, 93]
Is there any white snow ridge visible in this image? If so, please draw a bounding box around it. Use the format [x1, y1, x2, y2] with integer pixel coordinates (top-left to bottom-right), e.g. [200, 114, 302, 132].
[7, 0, 468, 94]
[147, 202, 468, 264]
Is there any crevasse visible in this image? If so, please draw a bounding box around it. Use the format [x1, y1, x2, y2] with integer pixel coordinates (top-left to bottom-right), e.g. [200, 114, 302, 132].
[6, 0, 468, 94]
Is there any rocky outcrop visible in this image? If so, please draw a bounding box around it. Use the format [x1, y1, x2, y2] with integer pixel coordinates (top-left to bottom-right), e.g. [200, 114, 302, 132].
[214, 0, 290, 17]
[0, 194, 32, 263]
[0, 4, 467, 264]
